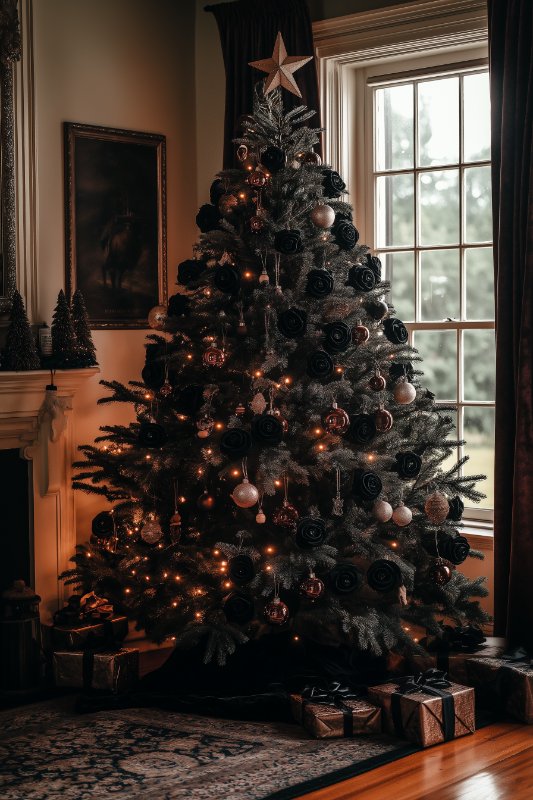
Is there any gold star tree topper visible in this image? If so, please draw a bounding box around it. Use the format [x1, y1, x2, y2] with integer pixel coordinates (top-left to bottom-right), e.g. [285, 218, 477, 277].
[249, 32, 313, 99]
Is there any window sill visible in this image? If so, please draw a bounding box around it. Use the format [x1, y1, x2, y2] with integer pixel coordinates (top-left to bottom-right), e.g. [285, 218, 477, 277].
[462, 521, 494, 550]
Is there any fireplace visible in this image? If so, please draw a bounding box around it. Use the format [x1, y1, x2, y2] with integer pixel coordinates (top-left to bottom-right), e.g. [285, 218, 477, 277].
[0, 368, 98, 621]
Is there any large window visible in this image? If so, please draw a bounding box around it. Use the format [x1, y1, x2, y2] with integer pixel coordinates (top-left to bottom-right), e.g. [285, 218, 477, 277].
[372, 67, 494, 520]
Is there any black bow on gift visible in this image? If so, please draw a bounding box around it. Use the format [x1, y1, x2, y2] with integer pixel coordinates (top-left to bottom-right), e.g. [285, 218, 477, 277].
[301, 682, 363, 736]
[501, 646, 532, 666]
[423, 625, 486, 654]
[392, 669, 455, 741]
[396, 668, 452, 694]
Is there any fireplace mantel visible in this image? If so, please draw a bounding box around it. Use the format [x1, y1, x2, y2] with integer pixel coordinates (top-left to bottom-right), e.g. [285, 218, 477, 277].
[0, 367, 99, 619]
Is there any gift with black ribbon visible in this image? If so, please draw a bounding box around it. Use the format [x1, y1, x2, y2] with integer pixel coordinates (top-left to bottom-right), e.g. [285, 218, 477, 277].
[50, 615, 129, 651]
[290, 681, 381, 738]
[408, 628, 506, 684]
[368, 668, 475, 747]
[53, 644, 139, 694]
[465, 646, 533, 724]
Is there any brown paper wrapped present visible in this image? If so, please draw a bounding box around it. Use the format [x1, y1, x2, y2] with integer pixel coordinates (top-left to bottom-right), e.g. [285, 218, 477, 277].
[408, 636, 507, 685]
[465, 649, 533, 724]
[368, 670, 475, 748]
[53, 647, 139, 694]
[290, 684, 381, 738]
[51, 616, 129, 650]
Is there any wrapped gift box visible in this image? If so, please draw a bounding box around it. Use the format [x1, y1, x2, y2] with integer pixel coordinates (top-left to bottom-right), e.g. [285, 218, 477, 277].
[51, 616, 129, 650]
[408, 636, 507, 685]
[368, 673, 475, 748]
[53, 647, 139, 694]
[290, 686, 381, 738]
[465, 653, 533, 724]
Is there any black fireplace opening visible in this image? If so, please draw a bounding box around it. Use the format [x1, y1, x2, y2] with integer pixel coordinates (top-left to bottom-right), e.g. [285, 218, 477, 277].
[0, 449, 32, 594]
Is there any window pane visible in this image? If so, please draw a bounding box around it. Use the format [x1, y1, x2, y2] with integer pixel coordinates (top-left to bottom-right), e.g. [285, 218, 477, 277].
[465, 247, 494, 320]
[464, 166, 492, 243]
[463, 329, 496, 401]
[420, 249, 460, 321]
[418, 77, 459, 167]
[419, 169, 460, 245]
[380, 251, 415, 321]
[413, 330, 457, 400]
[463, 406, 495, 509]
[376, 174, 414, 247]
[375, 84, 414, 171]
[463, 72, 491, 162]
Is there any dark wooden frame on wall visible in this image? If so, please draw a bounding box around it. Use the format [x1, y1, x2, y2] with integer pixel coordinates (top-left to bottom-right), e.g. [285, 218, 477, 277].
[64, 122, 167, 329]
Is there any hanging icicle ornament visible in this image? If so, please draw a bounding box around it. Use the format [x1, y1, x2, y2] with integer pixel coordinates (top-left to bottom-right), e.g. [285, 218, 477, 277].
[231, 458, 260, 508]
[425, 490, 450, 524]
[236, 302, 247, 336]
[393, 377, 417, 405]
[300, 571, 325, 600]
[272, 477, 299, 528]
[322, 401, 350, 434]
[158, 360, 173, 399]
[264, 576, 289, 625]
[391, 502, 412, 527]
[332, 467, 344, 516]
[140, 514, 163, 544]
[274, 252, 282, 294]
[169, 479, 182, 543]
[373, 498, 393, 523]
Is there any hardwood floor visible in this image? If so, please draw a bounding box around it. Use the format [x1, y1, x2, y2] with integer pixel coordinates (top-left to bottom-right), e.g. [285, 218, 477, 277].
[299, 723, 533, 800]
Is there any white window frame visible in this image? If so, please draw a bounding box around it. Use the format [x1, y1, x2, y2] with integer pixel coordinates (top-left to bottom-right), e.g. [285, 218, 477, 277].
[314, 0, 494, 532]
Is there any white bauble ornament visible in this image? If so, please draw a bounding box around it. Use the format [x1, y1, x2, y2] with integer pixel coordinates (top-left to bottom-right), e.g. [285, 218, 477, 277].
[310, 204, 335, 229]
[140, 517, 163, 544]
[392, 503, 413, 527]
[373, 499, 393, 523]
[231, 478, 259, 508]
[393, 379, 417, 405]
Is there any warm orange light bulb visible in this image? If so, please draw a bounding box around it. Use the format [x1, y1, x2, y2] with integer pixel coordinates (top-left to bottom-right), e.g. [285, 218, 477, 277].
[213, 549, 220, 556]
[266, 546, 274, 554]
[254, 370, 262, 378]
[314, 428, 322, 435]
[125, 588, 131, 594]
[232, 469, 240, 477]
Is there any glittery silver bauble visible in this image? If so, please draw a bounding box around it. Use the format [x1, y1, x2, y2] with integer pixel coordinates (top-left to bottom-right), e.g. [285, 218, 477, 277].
[310, 204, 335, 229]
[373, 499, 393, 523]
[425, 491, 450, 524]
[147, 305, 168, 330]
[392, 503, 412, 527]
[231, 478, 260, 508]
[140, 518, 163, 544]
[394, 379, 417, 405]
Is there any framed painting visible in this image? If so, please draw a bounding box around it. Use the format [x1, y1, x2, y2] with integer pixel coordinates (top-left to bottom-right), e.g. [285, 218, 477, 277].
[64, 122, 167, 328]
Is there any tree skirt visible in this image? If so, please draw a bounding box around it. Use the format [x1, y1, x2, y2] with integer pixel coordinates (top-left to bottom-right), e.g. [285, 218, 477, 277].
[0, 696, 417, 800]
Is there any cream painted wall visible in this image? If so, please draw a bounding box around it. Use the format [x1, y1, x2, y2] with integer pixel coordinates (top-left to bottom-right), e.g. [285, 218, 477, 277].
[31, 0, 198, 543]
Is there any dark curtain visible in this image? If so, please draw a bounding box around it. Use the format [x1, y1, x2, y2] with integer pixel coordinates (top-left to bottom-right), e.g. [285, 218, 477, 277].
[205, 0, 320, 168]
[488, 0, 533, 651]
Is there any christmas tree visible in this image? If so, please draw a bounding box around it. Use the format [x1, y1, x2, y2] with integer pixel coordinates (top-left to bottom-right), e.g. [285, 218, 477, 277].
[71, 289, 98, 367]
[51, 289, 77, 368]
[3, 289, 40, 371]
[63, 43, 488, 667]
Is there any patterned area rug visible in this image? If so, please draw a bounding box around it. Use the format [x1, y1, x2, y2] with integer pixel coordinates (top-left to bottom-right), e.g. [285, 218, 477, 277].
[0, 697, 417, 800]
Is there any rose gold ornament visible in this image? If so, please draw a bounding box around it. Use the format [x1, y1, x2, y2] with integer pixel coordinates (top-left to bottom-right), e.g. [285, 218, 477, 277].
[248, 169, 267, 188]
[235, 403, 246, 417]
[250, 215, 265, 234]
[231, 478, 259, 508]
[169, 512, 182, 543]
[147, 305, 169, 330]
[425, 491, 450, 524]
[196, 416, 214, 438]
[310, 204, 335, 229]
[369, 371, 386, 391]
[249, 32, 313, 98]
[352, 324, 370, 345]
[429, 559, 453, 586]
[300, 572, 325, 600]
[272, 501, 299, 528]
[322, 402, 350, 434]
[203, 345, 226, 368]
[140, 517, 163, 544]
[373, 499, 393, 523]
[375, 407, 393, 432]
[392, 502, 412, 527]
[264, 596, 289, 624]
[219, 194, 238, 215]
[255, 504, 266, 524]
[394, 378, 417, 405]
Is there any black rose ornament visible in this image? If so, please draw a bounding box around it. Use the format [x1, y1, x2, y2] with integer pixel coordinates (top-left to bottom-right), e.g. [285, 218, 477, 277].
[447, 496, 464, 522]
[228, 555, 255, 585]
[347, 414, 376, 444]
[346, 265, 376, 292]
[322, 169, 346, 198]
[383, 317, 408, 345]
[328, 563, 360, 594]
[277, 308, 307, 338]
[353, 468, 382, 503]
[389, 361, 414, 382]
[209, 178, 226, 205]
[323, 321, 352, 354]
[440, 533, 470, 565]
[177, 258, 206, 286]
[260, 145, 287, 173]
[251, 414, 284, 446]
[214, 264, 240, 294]
[167, 294, 190, 317]
[334, 220, 359, 250]
[223, 592, 254, 625]
[367, 559, 402, 592]
[91, 511, 115, 539]
[196, 203, 221, 233]
[307, 350, 334, 380]
[365, 300, 389, 321]
[364, 254, 382, 280]
[175, 384, 204, 415]
[220, 428, 253, 458]
[142, 362, 165, 390]
[295, 517, 327, 549]
[394, 451, 422, 479]
[274, 229, 304, 256]
[137, 422, 167, 448]
[305, 269, 334, 298]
